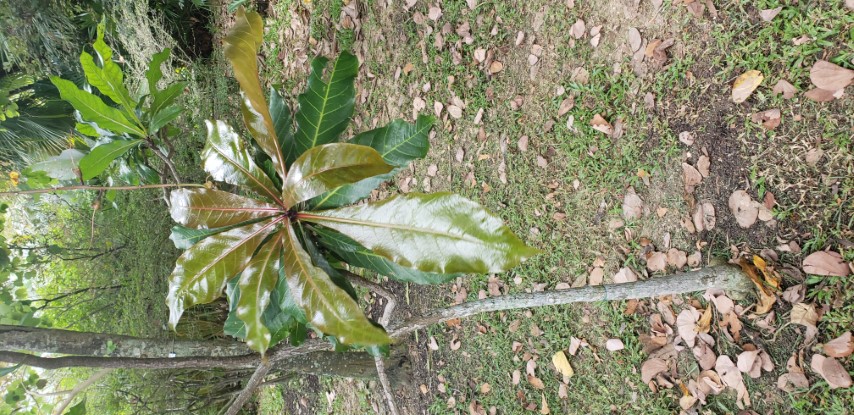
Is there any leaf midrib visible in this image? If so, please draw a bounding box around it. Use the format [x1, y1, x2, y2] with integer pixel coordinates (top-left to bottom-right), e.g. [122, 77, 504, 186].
[210, 141, 283, 206]
[307, 57, 342, 149]
[299, 213, 483, 244]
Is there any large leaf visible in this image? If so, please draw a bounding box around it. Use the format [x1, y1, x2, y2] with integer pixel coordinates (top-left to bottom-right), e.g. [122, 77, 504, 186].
[166, 218, 281, 328]
[202, 120, 283, 205]
[306, 170, 397, 210]
[225, 8, 286, 179]
[312, 226, 458, 285]
[293, 53, 358, 161]
[28, 149, 86, 181]
[148, 104, 182, 133]
[351, 115, 434, 167]
[307, 115, 433, 209]
[170, 225, 244, 250]
[150, 82, 186, 117]
[170, 188, 282, 229]
[298, 224, 357, 300]
[299, 193, 541, 274]
[79, 139, 142, 180]
[269, 87, 295, 163]
[50, 77, 144, 137]
[281, 222, 390, 345]
[236, 232, 283, 354]
[80, 51, 136, 117]
[281, 143, 392, 208]
[145, 48, 171, 95]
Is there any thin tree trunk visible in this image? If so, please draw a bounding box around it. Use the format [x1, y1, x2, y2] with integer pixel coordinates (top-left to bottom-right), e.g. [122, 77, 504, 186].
[0, 266, 750, 376]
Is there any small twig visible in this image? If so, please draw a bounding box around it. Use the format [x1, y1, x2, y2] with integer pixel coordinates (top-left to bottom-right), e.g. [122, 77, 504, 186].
[223, 358, 272, 415]
[144, 140, 182, 183]
[342, 270, 397, 327]
[374, 355, 400, 415]
[0, 183, 205, 196]
[52, 369, 112, 415]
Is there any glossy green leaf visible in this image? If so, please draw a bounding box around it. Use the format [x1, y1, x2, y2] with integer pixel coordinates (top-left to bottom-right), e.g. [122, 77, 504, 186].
[50, 77, 145, 137]
[299, 193, 541, 274]
[150, 82, 186, 116]
[170, 224, 249, 250]
[269, 87, 295, 163]
[281, 143, 392, 208]
[281, 223, 390, 345]
[237, 232, 283, 354]
[79, 139, 143, 180]
[225, 8, 286, 179]
[312, 226, 458, 284]
[166, 218, 280, 328]
[145, 48, 171, 95]
[149, 104, 182, 133]
[293, 52, 358, 161]
[28, 149, 86, 181]
[202, 120, 283, 205]
[306, 170, 397, 210]
[66, 397, 87, 415]
[80, 51, 136, 116]
[170, 188, 282, 229]
[307, 115, 432, 209]
[351, 115, 434, 167]
[298, 224, 357, 300]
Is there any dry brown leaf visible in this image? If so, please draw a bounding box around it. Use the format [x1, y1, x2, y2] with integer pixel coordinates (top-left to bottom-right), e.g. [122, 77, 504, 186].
[428, 336, 439, 351]
[480, 383, 491, 394]
[781, 284, 805, 304]
[428, 6, 442, 21]
[613, 267, 638, 284]
[666, 249, 688, 269]
[646, 252, 667, 272]
[732, 70, 764, 103]
[772, 79, 797, 99]
[696, 305, 713, 334]
[811, 354, 853, 389]
[791, 303, 818, 329]
[558, 383, 568, 399]
[450, 337, 461, 350]
[540, 394, 550, 414]
[512, 369, 521, 385]
[568, 337, 582, 356]
[589, 267, 604, 286]
[823, 332, 853, 358]
[622, 187, 644, 220]
[687, 251, 702, 267]
[751, 108, 781, 130]
[641, 358, 669, 385]
[558, 98, 574, 116]
[527, 374, 545, 390]
[737, 350, 762, 378]
[728, 190, 759, 228]
[678, 131, 695, 146]
[810, 60, 854, 91]
[552, 351, 574, 378]
[570, 19, 586, 39]
[697, 155, 710, 177]
[759, 7, 783, 22]
[605, 339, 625, 351]
[590, 114, 613, 135]
[682, 163, 702, 193]
[447, 105, 463, 119]
[628, 27, 642, 52]
[803, 251, 850, 276]
[488, 61, 504, 74]
[806, 148, 824, 166]
[677, 308, 700, 347]
[804, 87, 839, 102]
[693, 341, 717, 370]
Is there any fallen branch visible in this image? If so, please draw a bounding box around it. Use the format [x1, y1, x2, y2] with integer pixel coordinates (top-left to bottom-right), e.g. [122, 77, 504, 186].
[223, 358, 272, 415]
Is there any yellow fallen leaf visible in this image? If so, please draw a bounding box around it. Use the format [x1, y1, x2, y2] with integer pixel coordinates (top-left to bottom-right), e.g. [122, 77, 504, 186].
[696, 305, 713, 334]
[552, 351, 574, 378]
[737, 257, 776, 314]
[732, 70, 764, 103]
[540, 394, 551, 414]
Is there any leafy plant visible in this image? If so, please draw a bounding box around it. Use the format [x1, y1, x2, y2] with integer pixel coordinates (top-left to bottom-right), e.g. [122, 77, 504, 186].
[42, 21, 187, 185]
[166, 8, 539, 355]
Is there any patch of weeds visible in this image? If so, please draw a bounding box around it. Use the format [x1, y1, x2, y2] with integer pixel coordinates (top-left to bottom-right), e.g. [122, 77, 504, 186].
[256, 385, 286, 415]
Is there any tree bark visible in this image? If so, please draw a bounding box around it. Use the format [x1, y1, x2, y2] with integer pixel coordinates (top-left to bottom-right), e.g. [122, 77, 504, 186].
[0, 266, 748, 379]
[0, 325, 252, 358]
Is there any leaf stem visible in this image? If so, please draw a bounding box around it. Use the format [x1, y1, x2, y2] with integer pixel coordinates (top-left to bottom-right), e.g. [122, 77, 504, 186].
[0, 183, 206, 196]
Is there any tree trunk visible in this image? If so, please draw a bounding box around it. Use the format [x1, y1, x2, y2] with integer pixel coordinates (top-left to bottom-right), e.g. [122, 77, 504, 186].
[1, 265, 748, 381]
